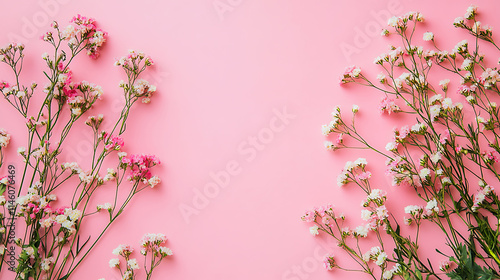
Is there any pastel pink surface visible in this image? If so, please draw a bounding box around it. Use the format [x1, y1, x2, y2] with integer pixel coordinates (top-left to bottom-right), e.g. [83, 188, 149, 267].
[0, 1, 499, 279]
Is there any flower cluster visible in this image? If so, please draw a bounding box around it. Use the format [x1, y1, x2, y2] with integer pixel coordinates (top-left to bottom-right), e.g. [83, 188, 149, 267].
[104, 133, 125, 151]
[321, 106, 342, 136]
[120, 153, 161, 187]
[115, 51, 157, 104]
[339, 66, 361, 84]
[0, 129, 9, 148]
[107, 234, 172, 280]
[378, 96, 401, 114]
[58, 14, 107, 58]
[472, 184, 495, 212]
[52, 69, 104, 116]
[15, 187, 84, 236]
[140, 233, 173, 257]
[387, 11, 424, 30]
[336, 158, 369, 187]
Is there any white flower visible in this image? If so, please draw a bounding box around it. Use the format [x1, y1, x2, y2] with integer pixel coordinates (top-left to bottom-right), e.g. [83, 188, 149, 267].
[97, 203, 112, 211]
[388, 16, 399, 27]
[419, 168, 431, 179]
[61, 220, 74, 230]
[321, 124, 331, 136]
[16, 91, 26, 98]
[442, 98, 453, 110]
[109, 258, 120, 268]
[376, 252, 388, 266]
[442, 177, 451, 185]
[344, 161, 356, 172]
[25, 247, 35, 257]
[148, 176, 161, 188]
[324, 141, 334, 150]
[355, 225, 369, 237]
[362, 251, 371, 262]
[383, 270, 394, 279]
[67, 209, 82, 221]
[423, 32, 434, 41]
[411, 123, 426, 133]
[309, 225, 319, 236]
[337, 172, 348, 187]
[385, 142, 397, 152]
[399, 72, 410, 81]
[439, 79, 450, 91]
[377, 73, 386, 83]
[127, 259, 139, 270]
[454, 17, 464, 25]
[71, 108, 82, 116]
[352, 104, 359, 113]
[368, 189, 386, 201]
[430, 152, 442, 164]
[393, 78, 403, 89]
[370, 246, 382, 255]
[467, 96, 475, 104]
[465, 5, 477, 19]
[17, 146, 26, 155]
[426, 198, 439, 213]
[429, 94, 442, 104]
[361, 210, 372, 221]
[160, 247, 174, 256]
[429, 105, 441, 121]
[405, 205, 422, 215]
[55, 215, 67, 224]
[461, 58, 473, 70]
[354, 158, 367, 167]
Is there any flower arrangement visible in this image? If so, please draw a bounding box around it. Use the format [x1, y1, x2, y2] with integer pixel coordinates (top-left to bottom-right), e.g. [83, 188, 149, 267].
[0, 15, 170, 279]
[305, 6, 500, 280]
[107, 233, 173, 280]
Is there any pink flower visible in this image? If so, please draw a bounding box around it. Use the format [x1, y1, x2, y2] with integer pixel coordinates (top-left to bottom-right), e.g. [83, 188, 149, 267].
[457, 84, 476, 95]
[472, 185, 494, 211]
[104, 134, 124, 151]
[301, 210, 316, 222]
[340, 66, 361, 83]
[440, 129, 450, 144]
[323, 254, 336, 270]
[379, 97, 400, 114]
[0, 80, 9, 90]
[376, 205, 389, 220]
[482, 148, 500, 164]
[439, 260, 453, 272]
[355, 171, 372, 181]
[60, 70, 77, 98]
[120, 154, 161, 182]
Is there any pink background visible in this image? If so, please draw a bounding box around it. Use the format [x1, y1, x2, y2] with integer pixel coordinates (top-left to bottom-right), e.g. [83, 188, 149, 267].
[0, 0, 499, 279]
